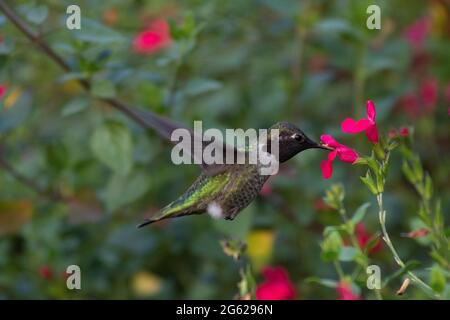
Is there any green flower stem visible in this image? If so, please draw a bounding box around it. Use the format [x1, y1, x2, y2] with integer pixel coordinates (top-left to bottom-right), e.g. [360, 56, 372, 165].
[376, 193, 441, 300]
[334, 260, 345, 280]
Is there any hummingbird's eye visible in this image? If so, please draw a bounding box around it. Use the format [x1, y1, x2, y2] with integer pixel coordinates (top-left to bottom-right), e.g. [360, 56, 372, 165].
[294, 134, 304, 142]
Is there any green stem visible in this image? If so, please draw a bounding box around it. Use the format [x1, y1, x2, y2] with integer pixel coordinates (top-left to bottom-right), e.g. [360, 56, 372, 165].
[376, 193, 440, 300]
[334, 261, 345, 280]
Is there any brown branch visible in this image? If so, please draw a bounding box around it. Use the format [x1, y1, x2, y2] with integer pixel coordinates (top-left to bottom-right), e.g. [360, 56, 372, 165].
[0, 154, 65, 202]
[0, 0, 152, 130]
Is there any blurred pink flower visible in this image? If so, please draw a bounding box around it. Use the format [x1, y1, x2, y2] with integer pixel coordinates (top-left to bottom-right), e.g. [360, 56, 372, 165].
[133, 19, 171, 54]
[0, 83, 6, 98]
[336, 281, 360, 300]
[402, 228, 429, 239]
[399, 94, 421, 118]
[256, 266, 296, 300]
[420, 78, 438, 111]
[319, 135, 358, 180]
[38, 265, 53, 280]
[404, 17, 430, 50]
[399, 127, 410, 137]
[388, 127, 410, 138]
[355, 223, 382, 255]
[341, 100, 379, 143]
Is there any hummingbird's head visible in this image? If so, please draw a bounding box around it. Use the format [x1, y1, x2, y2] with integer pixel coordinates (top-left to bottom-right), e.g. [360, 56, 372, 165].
[267, 122, 332, 163]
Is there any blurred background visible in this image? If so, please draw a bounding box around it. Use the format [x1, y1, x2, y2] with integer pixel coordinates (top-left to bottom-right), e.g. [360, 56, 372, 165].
[0, 0, 448, 299]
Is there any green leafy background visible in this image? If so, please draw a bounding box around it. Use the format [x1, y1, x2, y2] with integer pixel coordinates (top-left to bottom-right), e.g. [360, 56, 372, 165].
[0, 0, 448, 299]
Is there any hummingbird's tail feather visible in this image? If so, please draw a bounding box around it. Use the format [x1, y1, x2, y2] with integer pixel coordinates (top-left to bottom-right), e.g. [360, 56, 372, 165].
[137, 204, 204, 228]
[137, 219, 155, 228]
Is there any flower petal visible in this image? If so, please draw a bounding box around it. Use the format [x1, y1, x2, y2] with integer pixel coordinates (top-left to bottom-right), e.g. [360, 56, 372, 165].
[341, 118, 372, 133]
[320, 134, 339, 147]
[328, 150, 338, 161]
[366, 100, 376, 122]
[320, 159, 333, 179]
[365, 124, 379, 143]
[336, 146, 358, 163]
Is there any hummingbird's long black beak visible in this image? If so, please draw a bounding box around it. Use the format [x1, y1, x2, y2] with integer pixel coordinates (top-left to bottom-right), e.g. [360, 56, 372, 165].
[316, 141, 334, 151]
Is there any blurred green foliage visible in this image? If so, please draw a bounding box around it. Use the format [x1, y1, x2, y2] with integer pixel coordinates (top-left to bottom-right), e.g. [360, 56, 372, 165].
[0, 0, 449, 299]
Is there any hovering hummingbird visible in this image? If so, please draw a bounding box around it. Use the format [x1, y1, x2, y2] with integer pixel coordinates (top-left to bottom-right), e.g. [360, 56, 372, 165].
[132, 108, 332, 227]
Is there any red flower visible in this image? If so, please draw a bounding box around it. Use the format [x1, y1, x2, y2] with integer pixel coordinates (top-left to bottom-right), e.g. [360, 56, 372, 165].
[420, 78, 438, 111]
[355, 223, 382, 255]
[256, 266, 296, 300]
[403, 17, 430, 51]
[399, 127, 409, 137]
[336, 281, 360, 300]
[132, 19, 171, 54]
[319, 135, 358, 179]
[341, 100, 379, 143]
[399, 94, 421, 118]
[0, 83, 6, 98]
[388, 127, 410, 138]
[38, 265, 53, 280]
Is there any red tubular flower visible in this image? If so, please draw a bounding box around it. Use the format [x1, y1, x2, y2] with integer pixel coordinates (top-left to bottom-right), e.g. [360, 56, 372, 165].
[256, 266, 296, 300]
[319, 135, 358, 179]
[355, 223, 382, 255]
[341, 100, 379, 143]
[336, 281, 360, 300]
[132, 19, 171, 54]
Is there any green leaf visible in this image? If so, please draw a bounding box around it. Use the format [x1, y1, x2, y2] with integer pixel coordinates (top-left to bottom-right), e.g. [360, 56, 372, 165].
[0, 91, 32, 133]
[91, 79, 116, 98]
[430, 265, 446, 293]
[360, 172, 378, 195]
[321, 231, 342, 262]
[25, 5, 49, 25]
[105, 170, 151, 212]
[61, 98, 89, 117]
[402, 160, 415, 184]
[350, 203, 371, 227]
[339, 246, 358, 262]
[73, 19, 126, 44]
[90, 121, 133, 175]
[323, 183, 345, 210]
[305, 277, 338, 288]
[183, 78, 222, 96]
[424, 174, 433, 200]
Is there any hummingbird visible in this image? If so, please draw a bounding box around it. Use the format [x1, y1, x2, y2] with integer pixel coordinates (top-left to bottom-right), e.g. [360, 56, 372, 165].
[133, 109, 332, 227]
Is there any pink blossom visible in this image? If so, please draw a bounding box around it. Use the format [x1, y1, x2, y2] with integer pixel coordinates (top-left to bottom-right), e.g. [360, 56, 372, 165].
[319, 135, 358, 179]
[336, 281, 360, 300]
[341, 100, 379, 143]
[420, 78, 438, 111]
[0, 83, 6, 98]
[404, 17, 430, 51]
[256, 266, 296, 300]
[355, 223, 382, 255]
[132, 19, 171, 54]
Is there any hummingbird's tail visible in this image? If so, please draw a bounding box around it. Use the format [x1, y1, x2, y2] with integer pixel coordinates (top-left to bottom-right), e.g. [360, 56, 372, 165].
[137, 203, 203, 228]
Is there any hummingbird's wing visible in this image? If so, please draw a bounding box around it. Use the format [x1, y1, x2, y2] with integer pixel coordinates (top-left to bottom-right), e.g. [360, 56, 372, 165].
[134, 108, 241, 176]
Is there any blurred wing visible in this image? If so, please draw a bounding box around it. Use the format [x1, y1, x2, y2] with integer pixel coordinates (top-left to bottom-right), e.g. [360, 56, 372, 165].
[134, 109, 239, 176]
